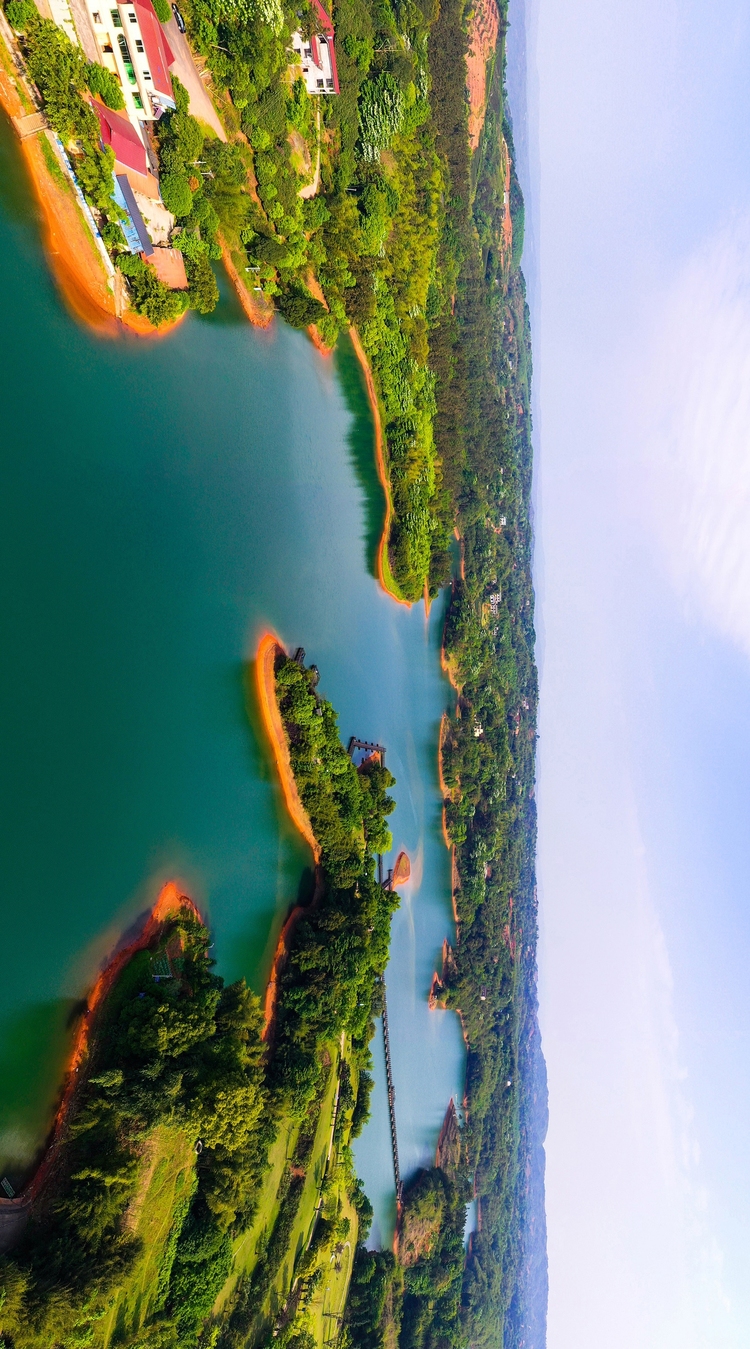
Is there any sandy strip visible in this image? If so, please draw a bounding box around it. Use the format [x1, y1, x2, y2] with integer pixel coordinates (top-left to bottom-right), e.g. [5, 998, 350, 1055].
[0, 882, 201, 1214]
[348, 327, 411, 609]
[255, 633, 320, 860]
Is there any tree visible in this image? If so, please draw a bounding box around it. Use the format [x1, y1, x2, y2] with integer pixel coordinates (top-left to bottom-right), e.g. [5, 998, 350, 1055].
[276, 284, 326, 329]
[185, 250, 219, 314]
[161, 172, 194, 218]
[85, 60, 125, 109]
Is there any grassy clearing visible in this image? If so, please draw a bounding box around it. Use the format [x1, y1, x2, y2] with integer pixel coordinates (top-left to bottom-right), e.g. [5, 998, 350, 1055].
[308, 1185, 358, 1345]
[98, 1123, 197, 1348]
[38, 132, 67, 189]
[210, 1038, 363, 1347]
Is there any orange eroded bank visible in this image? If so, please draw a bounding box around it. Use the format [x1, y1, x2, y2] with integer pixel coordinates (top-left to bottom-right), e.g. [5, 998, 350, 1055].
[255, 632, 323, 1040]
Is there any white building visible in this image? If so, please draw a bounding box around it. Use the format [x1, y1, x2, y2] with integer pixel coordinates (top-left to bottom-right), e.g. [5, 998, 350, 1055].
[291, 0, 339, 94]
[84, 0, 176, 125]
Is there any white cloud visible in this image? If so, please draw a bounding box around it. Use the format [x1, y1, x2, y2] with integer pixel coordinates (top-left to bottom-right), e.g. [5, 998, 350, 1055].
[638, 214, 750, 660]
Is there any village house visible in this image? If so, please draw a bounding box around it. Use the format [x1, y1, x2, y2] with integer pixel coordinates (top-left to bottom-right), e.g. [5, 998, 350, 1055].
[84, 0, 176, 127]
[291, 0, 339, 94]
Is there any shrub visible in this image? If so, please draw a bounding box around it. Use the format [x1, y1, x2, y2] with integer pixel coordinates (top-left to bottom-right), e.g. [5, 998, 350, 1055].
[276, 283, 326, 329]
[153, 0, 171, 20]
[358, 73, 405, 160]
[85, 60, 124, 109]
[118, 254, 188, 326]
[185, 250, 219, 313]
[160, 172, 194, 217]
[5, 0, 36, 29]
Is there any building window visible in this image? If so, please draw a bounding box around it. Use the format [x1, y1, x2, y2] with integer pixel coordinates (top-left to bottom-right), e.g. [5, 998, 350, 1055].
[128, 9, 137, 20]
[135, 38, 143, 49]
[92, 10, 101, 20]
[142, 69, 151, 79]
[133, 92, 143, 108]
[304, 45, 311, 57]
[102, 40, 113, 51]
[316, 78, 324, 88]
[117, 32, 137, 83]
[110, 7, 122, 24]
[326, 78, 333, 88]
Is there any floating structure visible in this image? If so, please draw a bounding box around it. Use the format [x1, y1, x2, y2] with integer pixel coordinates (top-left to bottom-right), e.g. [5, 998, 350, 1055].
[347, 736, 386, 769]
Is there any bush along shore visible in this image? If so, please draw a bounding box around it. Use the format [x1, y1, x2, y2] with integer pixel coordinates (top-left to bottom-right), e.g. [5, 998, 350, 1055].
[0, 651, 400, 1349]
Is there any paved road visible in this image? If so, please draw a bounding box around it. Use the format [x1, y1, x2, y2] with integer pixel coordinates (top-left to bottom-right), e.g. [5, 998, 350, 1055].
[163, 16, 226, 141]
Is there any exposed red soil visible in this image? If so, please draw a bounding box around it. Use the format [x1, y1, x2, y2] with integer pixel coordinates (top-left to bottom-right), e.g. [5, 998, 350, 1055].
[466, 0, 500, 151]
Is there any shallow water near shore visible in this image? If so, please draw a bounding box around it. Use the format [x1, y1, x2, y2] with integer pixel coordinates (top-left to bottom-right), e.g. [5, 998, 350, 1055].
[0, 114, 463, 1238]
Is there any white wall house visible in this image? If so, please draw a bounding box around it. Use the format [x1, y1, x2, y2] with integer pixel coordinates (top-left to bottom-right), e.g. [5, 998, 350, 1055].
[84, 0, 176, 125]
[290, 0, 339, 94]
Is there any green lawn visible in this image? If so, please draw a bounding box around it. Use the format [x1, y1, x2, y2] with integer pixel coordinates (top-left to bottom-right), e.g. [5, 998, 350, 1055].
[211, 1035, 363, 1346]
[97, 1123, 197, 1347]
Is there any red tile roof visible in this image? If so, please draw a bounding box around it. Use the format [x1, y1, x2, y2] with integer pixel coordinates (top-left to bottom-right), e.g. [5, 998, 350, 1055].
[325, 34, 339, 93]
[130, 0, 175, 103]
[93, 99, 148, 176]
[311, 0, 334, 34]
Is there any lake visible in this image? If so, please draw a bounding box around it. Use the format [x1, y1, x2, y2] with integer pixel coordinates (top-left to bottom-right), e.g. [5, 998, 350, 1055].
[0, 113, 464, 1244]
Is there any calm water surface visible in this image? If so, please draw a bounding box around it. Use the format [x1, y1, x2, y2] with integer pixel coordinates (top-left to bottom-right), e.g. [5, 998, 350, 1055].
[0, 116, 463, 1240]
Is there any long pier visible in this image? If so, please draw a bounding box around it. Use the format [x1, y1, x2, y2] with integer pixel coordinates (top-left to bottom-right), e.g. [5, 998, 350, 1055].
[380, 977, 403, 1206]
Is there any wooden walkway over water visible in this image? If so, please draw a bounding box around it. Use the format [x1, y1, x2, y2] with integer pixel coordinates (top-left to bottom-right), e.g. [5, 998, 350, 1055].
[380, 975, 403, 1206]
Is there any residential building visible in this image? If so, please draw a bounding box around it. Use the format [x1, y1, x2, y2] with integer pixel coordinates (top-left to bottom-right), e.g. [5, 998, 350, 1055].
[85, 0, 176, 125]
[291, 0, 339, 94]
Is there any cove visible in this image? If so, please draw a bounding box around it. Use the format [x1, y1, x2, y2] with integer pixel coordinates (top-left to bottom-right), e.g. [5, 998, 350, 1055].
[0, 115, 464, 1243]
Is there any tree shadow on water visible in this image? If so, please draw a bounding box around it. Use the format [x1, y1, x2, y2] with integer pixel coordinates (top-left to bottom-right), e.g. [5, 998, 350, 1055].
[0, 998, 81, 1188]
[335, 331, 386, 580]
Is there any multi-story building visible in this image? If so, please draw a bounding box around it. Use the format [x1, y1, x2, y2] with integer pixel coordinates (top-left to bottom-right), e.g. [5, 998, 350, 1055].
[291, 0, 339, 94]
[85, 0, 176, 126]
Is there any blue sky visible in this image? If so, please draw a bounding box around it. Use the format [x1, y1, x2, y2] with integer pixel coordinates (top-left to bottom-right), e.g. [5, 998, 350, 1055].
[521, 0, 750, 1342]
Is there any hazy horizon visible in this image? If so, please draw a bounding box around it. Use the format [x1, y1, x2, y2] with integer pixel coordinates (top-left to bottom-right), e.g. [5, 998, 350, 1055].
[523, 0, 750, 1343]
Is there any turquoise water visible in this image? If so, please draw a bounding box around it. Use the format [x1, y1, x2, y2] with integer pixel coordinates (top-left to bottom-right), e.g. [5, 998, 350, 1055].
[0, 114, 464, 1239]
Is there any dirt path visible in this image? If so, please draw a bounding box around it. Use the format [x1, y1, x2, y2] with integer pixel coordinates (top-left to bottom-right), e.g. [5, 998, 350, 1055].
[299, 103, 321, 200]
[221, 241, 274, 328]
